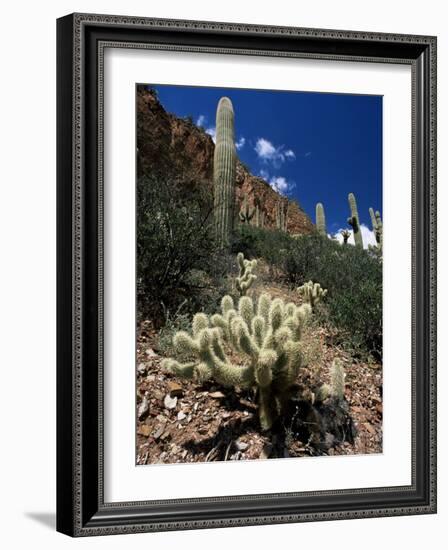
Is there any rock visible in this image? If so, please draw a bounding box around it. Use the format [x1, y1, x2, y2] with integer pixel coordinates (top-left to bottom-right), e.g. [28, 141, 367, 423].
[152, 426, 164, 440]
[235, 440, 249, 452]
[137, 425, 151, 437]
[160, 431, 171, 441]
[138, 395, 149, 419]
[364, 422, 376, 435]
[193, 402, 199, 412]
[209, 391, 225, 399]
[137, 362, 147, 374]
[177, 411, 187, 421]
[164, 394, 177, 410]
[167, 381, 183, 397]
[145, 348, 158, 357]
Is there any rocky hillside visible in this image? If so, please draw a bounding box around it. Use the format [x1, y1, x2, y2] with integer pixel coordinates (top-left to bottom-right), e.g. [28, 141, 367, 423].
[137, 86, 314, 235]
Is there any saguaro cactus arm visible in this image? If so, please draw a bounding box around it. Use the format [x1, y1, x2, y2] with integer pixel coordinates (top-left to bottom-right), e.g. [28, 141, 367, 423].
[369, 207, 383, 248]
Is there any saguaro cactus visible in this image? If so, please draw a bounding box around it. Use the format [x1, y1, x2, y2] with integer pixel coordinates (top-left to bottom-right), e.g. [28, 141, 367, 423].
[341, 229, 350, 244]
[369, 207, 383, 249]
[347, 193, 363, 249]
[213, 97, 236, 247]
[239, 195, 255, 224]
[276, 199, 288, 232]
[162, 293, 312, 430]
[316, 202, 327, 236]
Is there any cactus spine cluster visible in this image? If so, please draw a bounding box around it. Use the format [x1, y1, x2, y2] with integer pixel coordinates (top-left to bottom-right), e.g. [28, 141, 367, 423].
[162, 292, 313, 430]
[239, 195, 255, 224]
[369, 207, 383, 249]
[276, 200, 288, 232]
[347, 193, 363, 249]
[213, 97, 236, 247]
[316, 202, 327, 236]
[235, 252, 257, 296]
[297, 281, 328, 310]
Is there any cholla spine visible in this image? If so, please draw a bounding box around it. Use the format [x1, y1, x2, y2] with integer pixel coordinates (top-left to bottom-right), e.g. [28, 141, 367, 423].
[316, 202, 327, 236]
[297, 280, 327, 309]
[213, 97, 236, 247]
[347, 193, 363, 249]
[239, 195, 255, 224]
[369, 207, 383, 249]
[236, 252, 257, 296]
[162, 293, 313, 430]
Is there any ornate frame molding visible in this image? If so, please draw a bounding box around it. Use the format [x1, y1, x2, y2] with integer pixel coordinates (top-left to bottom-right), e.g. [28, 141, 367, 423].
[57, 13, 437, 537]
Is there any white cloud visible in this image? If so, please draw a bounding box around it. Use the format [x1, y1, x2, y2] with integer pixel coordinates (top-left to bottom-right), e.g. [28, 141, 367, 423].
[333, 224, 377, 250]
[254, 138, 296, 167]
[235, 136, 246, 150]
[205, 126, 216, 143]
[196, 114, 207, 127]
[196, 115, 217, 143]
[259, 169, 270, 180]
[268, 176, 295, 196]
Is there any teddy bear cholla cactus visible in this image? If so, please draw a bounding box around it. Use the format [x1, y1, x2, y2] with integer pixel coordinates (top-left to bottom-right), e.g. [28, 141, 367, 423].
[162, 293, 312, 430]
[236, 252, 257, 296]
[297, 281, 328, 309]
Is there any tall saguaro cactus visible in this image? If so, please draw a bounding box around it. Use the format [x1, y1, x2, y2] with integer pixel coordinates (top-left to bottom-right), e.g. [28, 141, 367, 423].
[316, 202, 327, 236]
[276, 199, 288, 232]
[213, 97, 236, 247]
[369, 207, 383, 249]
[347, 193, 363, 249]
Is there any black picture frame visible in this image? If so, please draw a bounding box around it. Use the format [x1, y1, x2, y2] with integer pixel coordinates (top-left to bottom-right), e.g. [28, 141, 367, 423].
[57, 13, 437, 537]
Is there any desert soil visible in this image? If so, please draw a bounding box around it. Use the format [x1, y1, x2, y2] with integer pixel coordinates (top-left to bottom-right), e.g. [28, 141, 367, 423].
[136, 284, 382, 465]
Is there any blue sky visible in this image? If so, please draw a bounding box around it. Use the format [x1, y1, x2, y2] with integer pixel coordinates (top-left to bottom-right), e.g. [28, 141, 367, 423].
[148, 84, 382, 244]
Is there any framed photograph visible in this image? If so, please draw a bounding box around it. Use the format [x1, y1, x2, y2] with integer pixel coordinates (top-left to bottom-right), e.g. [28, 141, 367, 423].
[57, 13, 437, 536]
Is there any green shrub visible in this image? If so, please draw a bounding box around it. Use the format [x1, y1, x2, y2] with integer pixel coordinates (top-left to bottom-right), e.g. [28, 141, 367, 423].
[231, 224, 293, 266]
[136, 173, 230, 325]
[232, 228, 382, 358]
[284, 235, 382, 358]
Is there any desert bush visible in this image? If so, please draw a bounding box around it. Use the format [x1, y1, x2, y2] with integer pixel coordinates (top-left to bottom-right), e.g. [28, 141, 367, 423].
[285, 235, 382, 358]
[136, 173, 230, 325]
[231, 224, 293, 266]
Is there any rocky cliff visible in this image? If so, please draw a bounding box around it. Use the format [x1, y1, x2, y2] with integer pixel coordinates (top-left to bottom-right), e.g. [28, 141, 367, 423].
[137, 86, 314, 235]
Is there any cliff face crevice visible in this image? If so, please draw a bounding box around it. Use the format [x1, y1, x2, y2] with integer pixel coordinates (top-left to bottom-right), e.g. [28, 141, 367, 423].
[137, 87, 314, 235]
